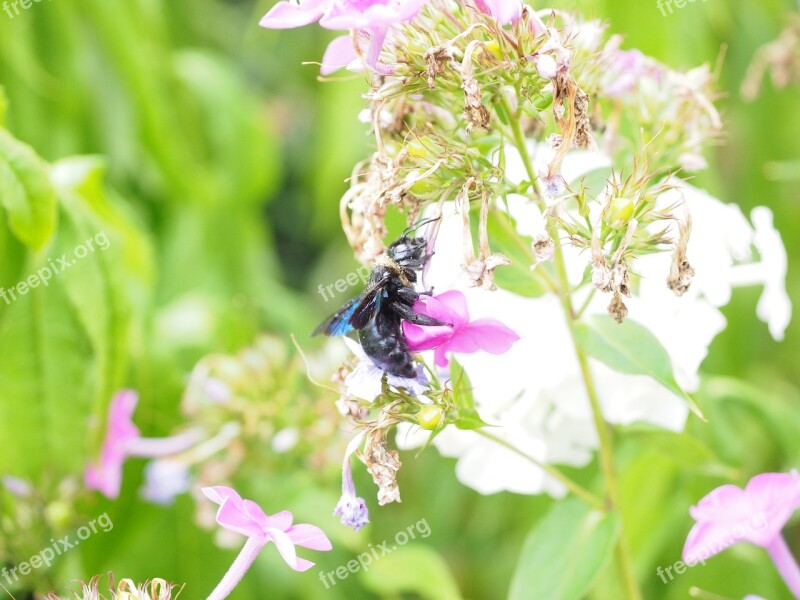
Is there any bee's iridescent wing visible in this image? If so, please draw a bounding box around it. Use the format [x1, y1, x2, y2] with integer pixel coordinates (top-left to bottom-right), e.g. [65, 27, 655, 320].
[311, 280, 388, 337]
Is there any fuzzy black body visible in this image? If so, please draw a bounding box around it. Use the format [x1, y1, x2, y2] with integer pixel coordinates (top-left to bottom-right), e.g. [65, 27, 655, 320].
[313, 235, 447, 377]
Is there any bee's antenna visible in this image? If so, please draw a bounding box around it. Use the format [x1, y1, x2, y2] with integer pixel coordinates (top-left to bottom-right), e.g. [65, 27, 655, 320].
[402, 215, 441, 237]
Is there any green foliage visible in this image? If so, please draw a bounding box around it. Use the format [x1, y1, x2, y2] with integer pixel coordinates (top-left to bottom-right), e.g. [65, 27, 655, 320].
[360, 545, 463, 600]
[509, 499, 620, 600]
[0, 129, 56, 249]
[0, 0, 798, 599]
[574, 315, 704, 419]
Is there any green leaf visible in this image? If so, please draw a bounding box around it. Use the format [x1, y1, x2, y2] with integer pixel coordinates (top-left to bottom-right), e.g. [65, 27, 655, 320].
[0, 157, 146, 478]
[485, 210, 550, 298]
[0, 129, 57, 249]
[573, 315, 705, 420]
[360, 544, 463, 600]
[449, 359, 489, 429]
[509, 499, 620, 600]
[619, 424, 734, 477]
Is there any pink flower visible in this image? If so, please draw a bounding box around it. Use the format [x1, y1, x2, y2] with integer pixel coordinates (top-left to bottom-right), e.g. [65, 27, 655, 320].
[471, 0, 523, 25]
[402, 290, 520, 368]
[203, 486, 332, 599]
[85, 390, 203, 499]
[683, 472, 800, 598]
[260, 0, 425, 75]
[604, 49, 661, 98]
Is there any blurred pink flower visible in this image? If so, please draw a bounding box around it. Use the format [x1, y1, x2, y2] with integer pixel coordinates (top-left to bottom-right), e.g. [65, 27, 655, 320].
[471, 0, 522, 25]
[683, 472, 800, 598]
[85, 390, 202, 499]
[402, 290, 520, 367]
[85, 390, 141, 498]
[203, 486, 332, 599]
[260, 0, 425, 75]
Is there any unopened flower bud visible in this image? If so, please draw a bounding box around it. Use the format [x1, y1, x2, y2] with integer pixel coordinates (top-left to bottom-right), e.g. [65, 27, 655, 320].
[416, 405, 444, 430]
[532, 54, 558, 79]
[609, 196, 634, 223]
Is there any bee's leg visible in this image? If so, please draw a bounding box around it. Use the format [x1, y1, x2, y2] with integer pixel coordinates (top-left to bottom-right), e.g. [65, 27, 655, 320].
[391, 301, 451, 327]
[395, 286, 420, 305]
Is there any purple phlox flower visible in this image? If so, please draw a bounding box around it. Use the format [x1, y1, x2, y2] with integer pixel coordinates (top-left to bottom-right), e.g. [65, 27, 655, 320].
[85, 390, 204, 499]
[342, 337, 429, 400]
[604, 49, 653, 97]
[683, 471, 800, 598]
[470, 0, 523, 25]
[260, 0, 425, 75]
[402, 290, 520, 368]
[334, 432, 370, 530]
[203, 486, 332, 599]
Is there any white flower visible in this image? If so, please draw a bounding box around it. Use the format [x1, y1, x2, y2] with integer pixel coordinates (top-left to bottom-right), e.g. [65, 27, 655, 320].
[272, 428, 299, 453]
[408, 152, 791, 497]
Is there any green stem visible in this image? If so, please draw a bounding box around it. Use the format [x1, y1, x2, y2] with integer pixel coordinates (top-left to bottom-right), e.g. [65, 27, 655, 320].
[475, 430, 605, 511]
[504, 109, 643, 600]
[552, 243, 642, 600]
[498, 94, 543, 200]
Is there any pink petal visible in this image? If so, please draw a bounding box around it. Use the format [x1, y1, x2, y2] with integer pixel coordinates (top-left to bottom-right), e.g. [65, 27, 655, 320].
[447, 318, 521, 355]
[744, 472, 800, 541]
[689, 484, 746, 521]
[419, 291, 470, 327]
[85, 390, 142, 499]
[287, 523, 333, 551]
[216, 500, 264, 539]
[486, 0, 522, 24]
[262, 510, 294, 531]
[269, 528, 314, 572]
[363, 27, 389, 73]
[259, 0, 327, 29]
[320, 35, 358, 75]
[202, 487, 264, 538]
[433, 345, 450, 368]
[202, 485, 244, 507]
[108, 389, 141, 440]
[682, 522, 730, 563]
[403, 322, 453, 352]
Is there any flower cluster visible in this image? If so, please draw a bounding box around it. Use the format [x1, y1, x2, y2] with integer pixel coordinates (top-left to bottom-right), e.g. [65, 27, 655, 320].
[258, 0, 792, 503]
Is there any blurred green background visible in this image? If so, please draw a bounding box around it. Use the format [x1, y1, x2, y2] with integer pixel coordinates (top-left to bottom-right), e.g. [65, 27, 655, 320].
[0, 0, 798, 598]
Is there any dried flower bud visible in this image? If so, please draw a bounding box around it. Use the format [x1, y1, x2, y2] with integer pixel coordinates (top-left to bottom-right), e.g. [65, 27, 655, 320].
[364, 429, 402, 505]
[424, 45, 454, 88]
[532, 232, 555, 263]
[667, 213, 695, 296]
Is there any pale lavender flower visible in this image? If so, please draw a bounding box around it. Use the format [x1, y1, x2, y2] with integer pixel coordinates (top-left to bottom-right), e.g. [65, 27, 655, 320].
[334, 433, 369, 530]
[342, 337, 429, 401]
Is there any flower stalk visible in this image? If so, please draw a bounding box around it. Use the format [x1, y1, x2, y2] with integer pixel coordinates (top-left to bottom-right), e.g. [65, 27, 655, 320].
[509, 113, 643, 600]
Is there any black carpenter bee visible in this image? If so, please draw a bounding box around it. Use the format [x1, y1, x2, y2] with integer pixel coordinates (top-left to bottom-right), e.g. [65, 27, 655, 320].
[313, 225, 448, 378]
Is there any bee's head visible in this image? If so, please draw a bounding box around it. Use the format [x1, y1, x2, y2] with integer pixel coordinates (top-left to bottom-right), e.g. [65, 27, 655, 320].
[387, 235, 427, 269]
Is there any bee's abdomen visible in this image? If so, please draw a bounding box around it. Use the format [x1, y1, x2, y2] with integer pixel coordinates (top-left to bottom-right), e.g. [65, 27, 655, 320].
[358, 315, 417, 378]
